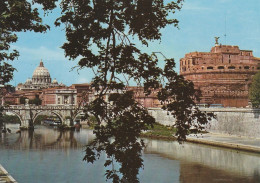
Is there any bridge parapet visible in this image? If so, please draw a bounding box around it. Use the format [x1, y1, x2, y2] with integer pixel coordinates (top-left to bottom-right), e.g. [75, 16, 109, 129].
[3, 105, 84, 128]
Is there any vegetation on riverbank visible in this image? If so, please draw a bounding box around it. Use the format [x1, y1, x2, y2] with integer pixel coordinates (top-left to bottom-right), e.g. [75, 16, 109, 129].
[141, 123, 208, 141]
[57, 124, 75, 131]
[141, 123, 177, 140]
[0, 114, 48, 125]
[0, 115, 20, 124]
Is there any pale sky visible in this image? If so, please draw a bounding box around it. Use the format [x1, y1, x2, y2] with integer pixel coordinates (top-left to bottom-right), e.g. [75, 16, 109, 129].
[9, 0, 260, 86]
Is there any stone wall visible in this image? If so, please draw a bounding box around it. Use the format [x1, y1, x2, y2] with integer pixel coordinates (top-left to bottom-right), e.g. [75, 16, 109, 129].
[202, 108, 260, 138]
[148, 107, 260, 138]
[148, 108, 176, 126]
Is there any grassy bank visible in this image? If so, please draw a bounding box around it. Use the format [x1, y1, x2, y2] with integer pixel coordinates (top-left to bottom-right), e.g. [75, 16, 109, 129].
[141, 123, 177, 141]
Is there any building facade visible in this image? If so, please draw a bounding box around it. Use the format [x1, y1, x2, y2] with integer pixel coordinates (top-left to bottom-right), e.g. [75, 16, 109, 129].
[41, 87, 77, 106]
[180, 42, 260, 107]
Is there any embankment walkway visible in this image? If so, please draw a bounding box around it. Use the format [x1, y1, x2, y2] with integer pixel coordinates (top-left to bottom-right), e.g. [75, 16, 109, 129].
[187, 133, 260, 153]
[0, 165, 17, 183]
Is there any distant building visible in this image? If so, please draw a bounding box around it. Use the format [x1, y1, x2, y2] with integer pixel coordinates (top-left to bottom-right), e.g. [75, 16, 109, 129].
[4, 90, 42, 105]
[41, 87, 77, 106]
[16, 60, 65, 91]
[71, 83, 92, 106]
[180, 42, 260, 107]
[6, 60, 161, 107]
[127, 86, 161, 108]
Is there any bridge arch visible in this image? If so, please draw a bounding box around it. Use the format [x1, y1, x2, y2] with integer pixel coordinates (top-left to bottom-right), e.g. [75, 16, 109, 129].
[3, 110, 23, 126]
[33, 110, 64, 124]
[72, 110, 84, 122]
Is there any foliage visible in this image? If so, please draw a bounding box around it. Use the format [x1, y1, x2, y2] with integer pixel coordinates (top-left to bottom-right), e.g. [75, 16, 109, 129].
[0, 0, 50, 85]
[86, 115, 98, 128]
[83, 91, 155, 182]
[29, 97, 42, 106]
[0, 0, 50, 129]
[249, 71, 260, 108]
[0, 105, 3, 127]
[34, 115, 48, 125]
[0, 114, 20, 124]
[1, 0, 215, 182]
[20, 96, 42, 105]
[19, 96, 27, 105]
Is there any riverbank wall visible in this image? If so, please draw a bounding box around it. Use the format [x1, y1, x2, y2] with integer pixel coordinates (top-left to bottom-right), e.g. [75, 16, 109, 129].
[0, 164, 17, 183]
[148, 107, 260, 138]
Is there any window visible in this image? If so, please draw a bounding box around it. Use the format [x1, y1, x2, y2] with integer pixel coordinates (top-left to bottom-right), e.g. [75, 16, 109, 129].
[244, 66, 250, 69]
[228, 66, 235, 69]
[218, 66, 224, 69]
[207, 66, 213, 70]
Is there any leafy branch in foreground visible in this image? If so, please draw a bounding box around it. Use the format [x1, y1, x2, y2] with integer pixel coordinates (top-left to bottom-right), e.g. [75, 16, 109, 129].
[51, 0, 214, 182]
[1, 0, 215, 182]
[0, 0, 50, 85]
[0, 0, 50, 128]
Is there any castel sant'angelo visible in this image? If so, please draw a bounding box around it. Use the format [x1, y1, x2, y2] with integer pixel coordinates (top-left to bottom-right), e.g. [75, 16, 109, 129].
[180, 38, 260, 107]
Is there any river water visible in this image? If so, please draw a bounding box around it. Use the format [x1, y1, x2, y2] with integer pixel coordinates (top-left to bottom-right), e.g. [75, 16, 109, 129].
[0, 124, 260, 183]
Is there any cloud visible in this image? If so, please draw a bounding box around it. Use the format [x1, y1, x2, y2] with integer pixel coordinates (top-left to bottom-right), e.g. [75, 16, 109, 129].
[11, 45, 67, 62]
[77, 77, 89, 84]
[182, 2, 211, 11]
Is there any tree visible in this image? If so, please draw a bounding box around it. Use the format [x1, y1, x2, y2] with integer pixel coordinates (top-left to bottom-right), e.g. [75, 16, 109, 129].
[249, 71, 260, 108]
[29, 95, 42, 106]
[1, 1, 214, 182]
[0, 0, 50, 129]
[0, 0, 50, 85]
[19, 96, 27, 105]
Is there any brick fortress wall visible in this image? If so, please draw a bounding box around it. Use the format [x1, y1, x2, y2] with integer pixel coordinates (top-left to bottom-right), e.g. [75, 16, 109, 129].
[180, 44, 260, 107]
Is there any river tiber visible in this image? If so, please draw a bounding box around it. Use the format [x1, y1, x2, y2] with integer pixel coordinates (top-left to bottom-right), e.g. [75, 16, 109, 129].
[1, 1, 260, 183]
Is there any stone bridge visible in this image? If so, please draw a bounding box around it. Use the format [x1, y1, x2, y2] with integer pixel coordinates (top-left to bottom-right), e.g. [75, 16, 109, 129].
[2, 104, 84, 128]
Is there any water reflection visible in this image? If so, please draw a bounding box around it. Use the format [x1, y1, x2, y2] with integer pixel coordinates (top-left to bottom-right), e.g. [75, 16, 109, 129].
[0, 124, 95, 150]
[144, 139, 260, 183]
[0, 124, 260, 183]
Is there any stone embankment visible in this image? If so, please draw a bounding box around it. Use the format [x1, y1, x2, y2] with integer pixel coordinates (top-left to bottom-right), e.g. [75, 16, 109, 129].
[187, 133, 260, 153]
[148, 107, 260, 153]
[0, 165, 17, 183]
[148, 107, 260, 138]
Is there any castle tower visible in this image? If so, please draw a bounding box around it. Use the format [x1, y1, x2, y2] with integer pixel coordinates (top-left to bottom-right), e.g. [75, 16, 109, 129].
[180, 42, 260, 107]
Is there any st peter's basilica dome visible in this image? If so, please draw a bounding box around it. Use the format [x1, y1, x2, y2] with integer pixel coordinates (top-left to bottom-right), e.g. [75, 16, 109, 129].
[32, 60, 51, 84]
[33, 60, 50, 77]
[16, 60, 64, 91]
